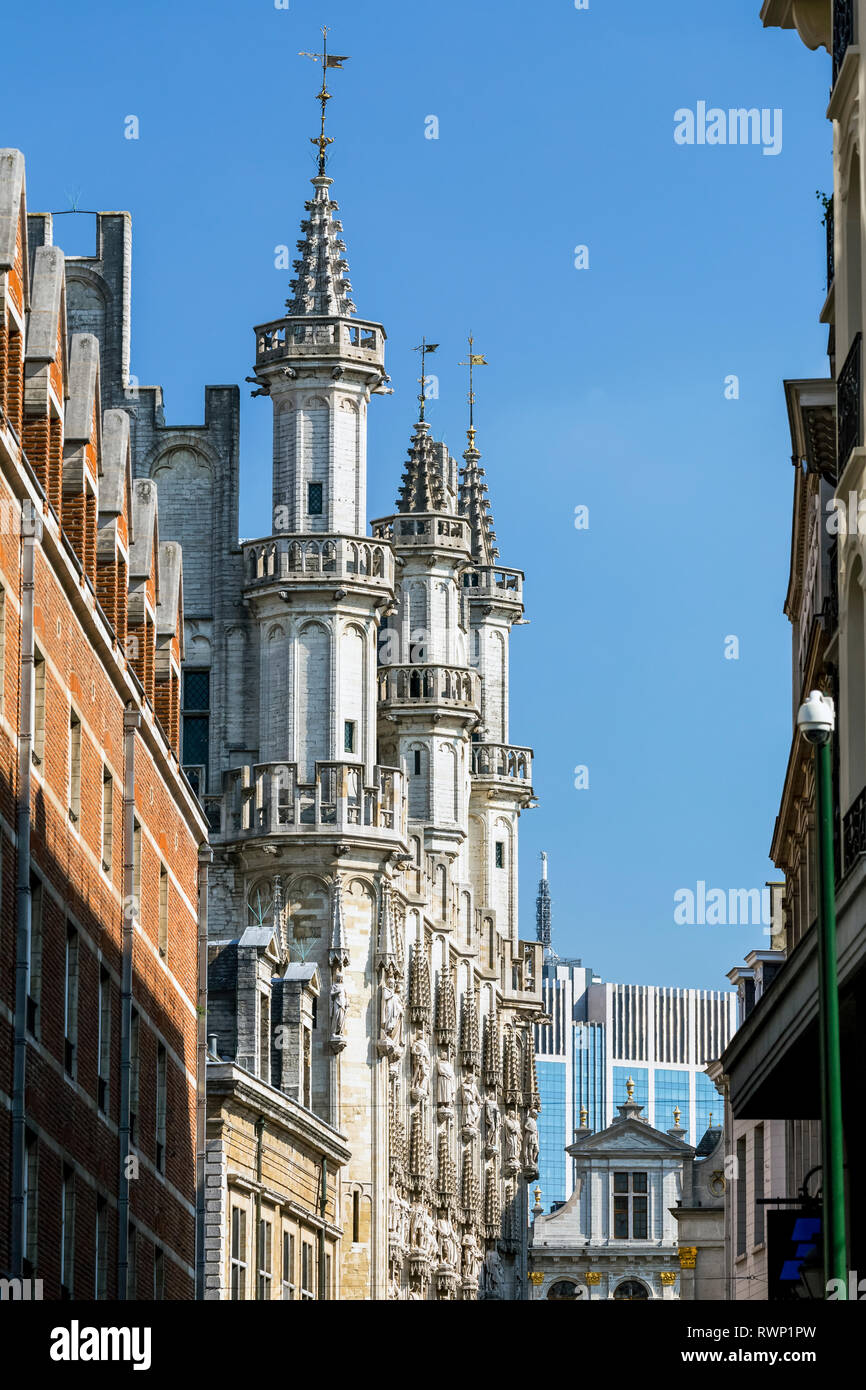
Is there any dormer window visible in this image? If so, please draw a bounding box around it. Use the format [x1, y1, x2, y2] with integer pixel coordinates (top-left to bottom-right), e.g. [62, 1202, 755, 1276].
[613, 1171, 648, 1239]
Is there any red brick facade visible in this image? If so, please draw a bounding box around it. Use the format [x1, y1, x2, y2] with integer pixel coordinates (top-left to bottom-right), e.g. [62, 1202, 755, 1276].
[0, 149, 208, 1300]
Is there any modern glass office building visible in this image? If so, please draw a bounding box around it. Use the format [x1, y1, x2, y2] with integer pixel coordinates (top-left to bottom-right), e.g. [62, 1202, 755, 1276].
[531, 860, 738, 1212]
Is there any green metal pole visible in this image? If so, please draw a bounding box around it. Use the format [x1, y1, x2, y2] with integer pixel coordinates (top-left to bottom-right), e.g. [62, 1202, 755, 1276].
[815, 736, 847, 1295]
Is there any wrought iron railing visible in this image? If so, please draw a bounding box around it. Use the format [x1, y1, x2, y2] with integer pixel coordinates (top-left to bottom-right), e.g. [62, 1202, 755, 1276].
[826, 197, 835, 290]
[843, 783, 866, 868]
[837, 332, 862, 474]
[833, 0, 854, 86]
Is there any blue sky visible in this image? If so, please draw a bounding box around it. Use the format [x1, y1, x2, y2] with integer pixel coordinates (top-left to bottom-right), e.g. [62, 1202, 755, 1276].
[3, 0, 831, 989]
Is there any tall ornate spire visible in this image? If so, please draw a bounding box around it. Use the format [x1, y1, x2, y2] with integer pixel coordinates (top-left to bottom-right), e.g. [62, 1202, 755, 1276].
[395, 419, 447, 513]
[288, 30, 355, 318]
[457, 336, 498, 563]
[536, 851, 552, 953]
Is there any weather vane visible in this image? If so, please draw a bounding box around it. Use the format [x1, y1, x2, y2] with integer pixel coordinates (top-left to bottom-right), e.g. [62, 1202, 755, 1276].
[412, 337, 439, 421]
[458, 333, 488, 449]
[299, 26, 350, 175]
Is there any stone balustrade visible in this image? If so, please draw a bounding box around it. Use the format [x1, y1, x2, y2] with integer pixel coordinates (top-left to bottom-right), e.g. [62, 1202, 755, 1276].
[243, 533, 394, 590]
[470, 742, 532, 786]
[378, 662, 480, 712]
[209, 760, 405, 842]
[371, 513, 471, 553]
[462, 565, 523, 602]
[254, 315, 383, 368]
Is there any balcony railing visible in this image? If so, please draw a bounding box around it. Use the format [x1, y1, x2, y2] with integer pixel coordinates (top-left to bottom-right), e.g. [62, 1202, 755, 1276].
[215, 760, 405, 842]
[243, 534, 394, 589]
[833, 0, 854, 86]
[470, 742, 533, 786]
[837, 332, 862, 475]
[462, 565, 524, 603]
[378, 662, 480, 712]
[843, 783, 866, 869]
[371, 514, 471, 552]
[254, 315, 383, 367]
[826, 197, 835, 290]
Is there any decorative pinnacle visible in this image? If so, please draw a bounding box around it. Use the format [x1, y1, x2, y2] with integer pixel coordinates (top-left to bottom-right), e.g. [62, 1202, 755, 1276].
[673, 1105, 681, 1125]
[412, 337, 439, 422]
[458, 333, 488, 451]
[299, 26, 350, 176]
[626, 1076, 634, 1102]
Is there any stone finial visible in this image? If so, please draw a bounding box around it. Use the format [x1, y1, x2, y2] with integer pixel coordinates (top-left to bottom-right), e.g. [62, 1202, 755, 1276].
[329, 875, 349, 967]
[395, 419, 447, 514]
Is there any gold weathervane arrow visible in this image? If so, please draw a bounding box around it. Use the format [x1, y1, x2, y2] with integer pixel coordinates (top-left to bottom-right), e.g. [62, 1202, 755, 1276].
[458, 334, 488, 449]
[299, 26, 350, 175]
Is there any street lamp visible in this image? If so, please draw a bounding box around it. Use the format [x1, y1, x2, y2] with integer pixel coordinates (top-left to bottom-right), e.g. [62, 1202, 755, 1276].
[795, 689, 847, 1298]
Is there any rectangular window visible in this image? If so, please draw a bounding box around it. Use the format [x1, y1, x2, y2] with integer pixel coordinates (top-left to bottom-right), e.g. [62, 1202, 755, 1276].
[753, 1125, 765, 1247]
[26, 875, 43, 1035]
[736, 1135, 747, 1256]
[281, 1230, 295, 1300]
[325, 1252, 332, 1300]
[101, 768, 113, 872]
[182, 669, 210, 794]
[130, 1010, 140, 1146]
[260, 993, 271, 1085]
[23, 1131, 38, 1277]
[128, 1223, 138, 1301]
[95, 1196, 108, 1299]
[307, 482, 323, 516]
[98, 966, 110, 1113]
[230, 1206, 247, 1300]
[64, 926, 79, 1077]
[301, 1240, 315, 1299]
[612, 1171, 648, 1240]
[495, 841, 504, 869]
[133, 818, 141, 921]
[68, 710, 81, 823]
[0, 585, 6, 713]
[413, 749, 421, 775]
[60, 1165, 75, 1298]
[158, 864, 168, 958]
[33, 649, 45, 766]
[154, 1248, 165, 1301]
[258, 1218, 273, 1300]
[156, 1043, 167, 1175]
[344, 719, 356, 754]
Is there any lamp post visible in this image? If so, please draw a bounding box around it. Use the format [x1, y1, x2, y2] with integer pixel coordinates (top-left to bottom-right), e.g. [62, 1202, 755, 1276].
[796, 689, 847, 1296]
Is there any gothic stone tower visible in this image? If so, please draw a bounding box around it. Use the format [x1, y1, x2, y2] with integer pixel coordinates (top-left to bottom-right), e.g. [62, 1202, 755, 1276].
[207, 82, 543, 1299]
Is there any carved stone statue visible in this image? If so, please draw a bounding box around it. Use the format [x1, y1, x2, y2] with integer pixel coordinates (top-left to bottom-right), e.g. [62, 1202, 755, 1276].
[435, 1054, 456, 1108]
[462, 1228, 483, 1284]
[380, 976, 404, 1057]
[460, 1073, 481, 1134]
[410, 1202, 426, 1251]
[483, 1247, 503, 1298]
[411, 1036, 431, 1099]
[330, 967, 349, 1038]
[484, 1098, 501, 1152]
[437, 1215, 460, 1270]
[504, 1109, 521, 1172]
[523, 1108, 539, 1173]
[422, 1209, 438, 1261]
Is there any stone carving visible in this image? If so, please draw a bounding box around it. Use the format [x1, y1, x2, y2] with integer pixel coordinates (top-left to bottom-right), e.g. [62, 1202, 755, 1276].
[410, 1036, 431, 1100]
[329, 967, 349, 1043]
[436, 1215, 460, 1270]
[435, 1054, 456, 1109]
[483, 1097, 501, 1154]
[504, 1109, 522, 1173]
[462, 1228, 483, 1284]
[379, 975, 404, 1058]
[460, 1073, 482, 1135]
[483, 1247, 503, 1299]
[523, 1108, 539, 1175]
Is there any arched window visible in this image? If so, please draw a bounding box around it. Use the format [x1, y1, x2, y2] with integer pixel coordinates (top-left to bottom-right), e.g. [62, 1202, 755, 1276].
[613, 1279, 649, 1301]
[247, 880, 274, 927]
[547, 1280, 581, 1301]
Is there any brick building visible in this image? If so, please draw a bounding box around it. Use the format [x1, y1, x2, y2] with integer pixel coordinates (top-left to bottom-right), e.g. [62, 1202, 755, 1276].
[0, 149, 210, 1299]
